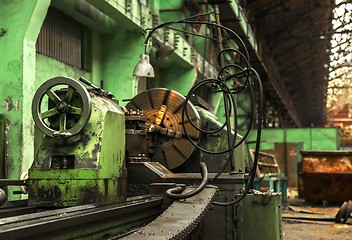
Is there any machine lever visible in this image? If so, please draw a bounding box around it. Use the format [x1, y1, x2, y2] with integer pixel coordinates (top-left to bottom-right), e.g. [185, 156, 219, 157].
[79, 77, 114, 98]
[79, 77, 100, 90]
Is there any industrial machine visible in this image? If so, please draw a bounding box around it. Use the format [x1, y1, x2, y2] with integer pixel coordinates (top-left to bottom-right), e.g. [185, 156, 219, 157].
[0, 76, 282, 239]
[0, 11, 282, 239]
[29, 77, 127, 207]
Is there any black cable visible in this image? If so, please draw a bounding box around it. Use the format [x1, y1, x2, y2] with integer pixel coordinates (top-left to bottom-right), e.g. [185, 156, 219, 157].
[182, 79, 238, 155]
[209, 75, 255, 182]
[143, 12, 262, 204]
[179, 20, 250, 62]
[184, 80, 232, 135]
[144, 18, 250, 64]
[144, 12, 215, 53]
[165, 162, 208, 200]
[217, 48, 250, 68]
[181, 68, 255, 182]
[212, 68, 263, 206]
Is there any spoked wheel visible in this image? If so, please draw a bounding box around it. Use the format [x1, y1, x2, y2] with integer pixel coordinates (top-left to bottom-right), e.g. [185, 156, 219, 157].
[32, 77, 91, 138]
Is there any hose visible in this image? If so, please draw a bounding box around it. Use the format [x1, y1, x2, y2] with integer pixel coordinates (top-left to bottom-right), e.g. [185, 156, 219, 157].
[165, 162, 208, 200]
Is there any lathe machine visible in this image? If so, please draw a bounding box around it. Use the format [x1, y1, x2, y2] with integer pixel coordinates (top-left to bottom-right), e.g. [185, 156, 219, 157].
[0, 76, 282, 239]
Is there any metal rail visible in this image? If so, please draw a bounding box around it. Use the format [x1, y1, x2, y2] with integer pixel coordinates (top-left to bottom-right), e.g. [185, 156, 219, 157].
[0, 196, 164, 240]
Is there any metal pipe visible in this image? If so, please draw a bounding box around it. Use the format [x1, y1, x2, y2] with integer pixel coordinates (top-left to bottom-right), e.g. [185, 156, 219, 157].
[165, 162, 208, 199]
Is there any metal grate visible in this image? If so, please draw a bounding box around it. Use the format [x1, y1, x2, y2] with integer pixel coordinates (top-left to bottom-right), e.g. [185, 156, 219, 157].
[36, 7, 91, 71]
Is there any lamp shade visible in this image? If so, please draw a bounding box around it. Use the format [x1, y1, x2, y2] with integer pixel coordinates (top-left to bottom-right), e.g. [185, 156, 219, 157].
[133, 54, 155, 78]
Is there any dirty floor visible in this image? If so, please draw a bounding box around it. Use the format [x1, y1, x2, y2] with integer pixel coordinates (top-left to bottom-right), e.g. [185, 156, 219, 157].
[282, 193, 352, 240]
[283, 220, 352, 240]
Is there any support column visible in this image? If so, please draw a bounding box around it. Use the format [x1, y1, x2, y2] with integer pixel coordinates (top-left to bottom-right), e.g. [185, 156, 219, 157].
[0, 0, 50, 199]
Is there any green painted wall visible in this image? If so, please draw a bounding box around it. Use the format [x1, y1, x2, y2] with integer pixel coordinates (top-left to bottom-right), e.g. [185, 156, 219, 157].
[35, 55, 91, 89]
[0, 0, 51, 199]
[159, 0, 184, 28]
[158, 66, 196, 96]
[246, 128, 340, 151]
[101, 29, 144, 102]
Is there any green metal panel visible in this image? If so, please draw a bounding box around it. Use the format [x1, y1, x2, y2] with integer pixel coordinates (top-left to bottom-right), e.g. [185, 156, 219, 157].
[247, 128, 340, 150]
[29, 94, 126, 207]
[236, 192, 282, 240]
[287, 128, 339, 150]
[230, 0, 258, 53]
[246, 129, 284, 150]
[311, 128, 340, 150]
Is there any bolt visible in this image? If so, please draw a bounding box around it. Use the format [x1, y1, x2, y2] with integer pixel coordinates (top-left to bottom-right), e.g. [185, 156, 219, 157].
[56, 102, 68, 114]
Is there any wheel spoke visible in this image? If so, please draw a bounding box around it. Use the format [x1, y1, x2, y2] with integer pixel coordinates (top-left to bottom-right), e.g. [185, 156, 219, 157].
[64, 87, 76, 103]
[46, 89, 61, 104]
[40, 108, 57, 119]
[59, 114, 67, 131]
[68, 106, 82, 115]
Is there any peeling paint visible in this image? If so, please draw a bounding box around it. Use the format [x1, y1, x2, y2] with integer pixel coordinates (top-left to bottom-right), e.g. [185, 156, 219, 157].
[5, 118, 11, 130]
[5, 97, 14, 111]
[15, 100, 19, 110]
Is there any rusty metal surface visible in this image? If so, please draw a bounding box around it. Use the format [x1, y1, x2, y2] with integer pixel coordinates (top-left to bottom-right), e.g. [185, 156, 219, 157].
[120, 186, 217, 239]
[302, 172, 352, 204]
[302, 155, 352, 173]
[301, 150, 352, 156]
[301, 151, 352, 203]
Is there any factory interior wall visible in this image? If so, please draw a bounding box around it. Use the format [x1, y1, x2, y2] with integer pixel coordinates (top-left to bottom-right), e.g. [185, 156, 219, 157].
[158, 67, 196, 96]
[101, 29, 143, 102]
[0, 0, 220, 201]
[0, 0, 51, 199]
[246, 128, 340, 151]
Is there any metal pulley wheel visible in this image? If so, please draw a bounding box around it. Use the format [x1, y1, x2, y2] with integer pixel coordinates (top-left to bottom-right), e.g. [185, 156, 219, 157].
[32, 77, 91, 138]
[126, 88, 200, 169]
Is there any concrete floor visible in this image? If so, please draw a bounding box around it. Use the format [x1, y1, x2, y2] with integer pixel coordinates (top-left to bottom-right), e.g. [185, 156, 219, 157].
[282, 190, 352, 240]
[283, 220, 352, 240]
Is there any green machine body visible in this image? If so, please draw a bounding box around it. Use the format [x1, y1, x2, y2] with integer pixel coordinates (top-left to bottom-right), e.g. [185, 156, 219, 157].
[28, 77, 126, 207]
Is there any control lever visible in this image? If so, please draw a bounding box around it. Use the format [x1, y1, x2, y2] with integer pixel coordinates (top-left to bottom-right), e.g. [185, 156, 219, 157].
[79, 77, 114, 98]
[79, 76, 100, 90]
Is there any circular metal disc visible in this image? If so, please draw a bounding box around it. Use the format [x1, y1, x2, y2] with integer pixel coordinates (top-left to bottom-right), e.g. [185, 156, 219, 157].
[126, 88, 200, 170]
[32, 77, 91, 138]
